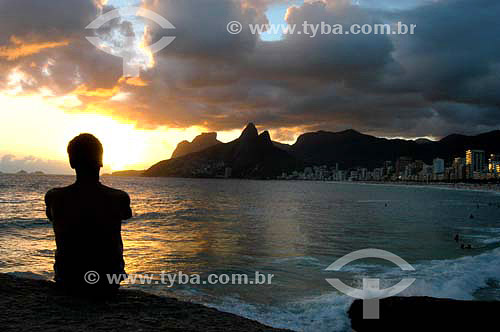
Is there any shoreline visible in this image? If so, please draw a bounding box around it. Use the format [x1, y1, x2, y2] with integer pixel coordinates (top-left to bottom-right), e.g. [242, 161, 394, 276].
[2, 173, 500, 194]
[0, 273, 291, 332]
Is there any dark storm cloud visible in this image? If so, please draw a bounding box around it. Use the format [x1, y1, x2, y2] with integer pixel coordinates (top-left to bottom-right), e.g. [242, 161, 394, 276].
[144, 0, 263, 60]
[119, 0, 399, 131]
[387, 0, 500, 104]
[247, 2, 395, 86]
[373, 0, 500, 136]
[0, 0, 99, 43]
[1, 0, 500, 139]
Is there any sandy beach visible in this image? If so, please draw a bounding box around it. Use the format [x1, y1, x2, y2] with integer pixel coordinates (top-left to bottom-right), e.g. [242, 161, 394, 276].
[0, 274, 290, 332]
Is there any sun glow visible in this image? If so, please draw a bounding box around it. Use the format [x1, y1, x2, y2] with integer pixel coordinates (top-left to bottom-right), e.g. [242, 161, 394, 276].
[59, 113, 162, 172]
[0, 92, 229, 173]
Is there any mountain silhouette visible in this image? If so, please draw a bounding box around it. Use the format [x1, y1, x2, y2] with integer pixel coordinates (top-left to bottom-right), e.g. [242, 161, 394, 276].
[288, 129, 500, 169]
[171, 132, 221, 159]
[144, 123, 302, 179]
[140, 126, 500, 178]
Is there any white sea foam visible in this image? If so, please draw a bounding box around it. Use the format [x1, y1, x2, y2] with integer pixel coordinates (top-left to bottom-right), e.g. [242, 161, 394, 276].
[386, 247, 500, 300]
[209, 293, 353, 332]
[481, 237, 500, 245]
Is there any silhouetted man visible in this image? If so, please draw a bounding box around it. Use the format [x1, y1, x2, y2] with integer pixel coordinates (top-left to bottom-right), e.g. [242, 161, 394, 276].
[45, 134, 132, 295]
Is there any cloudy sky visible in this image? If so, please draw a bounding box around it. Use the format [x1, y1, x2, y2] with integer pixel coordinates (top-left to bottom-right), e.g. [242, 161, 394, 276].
[1, 0, 499, 173]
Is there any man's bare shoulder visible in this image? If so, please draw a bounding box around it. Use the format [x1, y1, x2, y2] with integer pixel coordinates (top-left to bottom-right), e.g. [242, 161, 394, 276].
[99, 184, 132, 219]
[45, 186, 75, 221]
[45, 185, 73, 202]
[99, 184, 130, 200]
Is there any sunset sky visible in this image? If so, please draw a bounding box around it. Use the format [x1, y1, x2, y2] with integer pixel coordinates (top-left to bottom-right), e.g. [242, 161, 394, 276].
[1, 0, 499, 174]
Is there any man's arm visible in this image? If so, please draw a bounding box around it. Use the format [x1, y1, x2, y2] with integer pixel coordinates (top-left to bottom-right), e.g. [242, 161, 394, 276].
[44, 189, 55, 222]
[121, 192, 132, 220]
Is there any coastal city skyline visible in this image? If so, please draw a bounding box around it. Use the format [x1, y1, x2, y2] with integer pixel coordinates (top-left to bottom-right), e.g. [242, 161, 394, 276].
[279, 149, 500, 182]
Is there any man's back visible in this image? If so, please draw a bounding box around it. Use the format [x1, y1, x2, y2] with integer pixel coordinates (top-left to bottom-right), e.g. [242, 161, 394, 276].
[45, 182, 132, 288]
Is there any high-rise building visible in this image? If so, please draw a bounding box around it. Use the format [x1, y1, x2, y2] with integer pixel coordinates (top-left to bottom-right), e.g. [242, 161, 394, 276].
[433, 158, 445, 175]
[419, 164, 433, 182]
[383, 161, 393, 178]
[414, 160, 424, 173]
[396, 157, 412, 177]
[453, 157, 466, 180]
[466, 150, 486, 178]
[489, 154, 500, 174]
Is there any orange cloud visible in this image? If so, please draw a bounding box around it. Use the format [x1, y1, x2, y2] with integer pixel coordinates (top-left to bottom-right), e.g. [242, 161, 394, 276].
[119, 76, 149, 87]
[0, 36, 69, 61]
[72, 84, 120, 98]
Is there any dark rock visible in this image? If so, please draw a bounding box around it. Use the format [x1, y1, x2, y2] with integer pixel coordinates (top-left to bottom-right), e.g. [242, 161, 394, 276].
[349, 296, 500, 332]
[0, 273, 290, 332]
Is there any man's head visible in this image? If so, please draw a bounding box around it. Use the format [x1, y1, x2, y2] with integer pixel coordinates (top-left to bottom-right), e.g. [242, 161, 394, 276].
[67, 134, 103, 170]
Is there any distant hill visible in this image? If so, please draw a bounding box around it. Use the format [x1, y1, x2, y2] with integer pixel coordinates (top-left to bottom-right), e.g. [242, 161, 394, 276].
[415, 138, 432, 145]
[288, 129, 500, 169]
[111, 170, 145, 177]
[171, 132, 221, 159]
[144, 123, 302, 179]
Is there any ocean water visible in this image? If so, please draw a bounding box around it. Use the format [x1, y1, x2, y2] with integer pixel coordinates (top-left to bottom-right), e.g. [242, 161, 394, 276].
[1, 174, 500, 331]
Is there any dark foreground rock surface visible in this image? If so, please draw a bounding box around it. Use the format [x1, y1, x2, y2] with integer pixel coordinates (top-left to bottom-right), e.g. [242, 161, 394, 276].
[349, 296, 500, 332]
[0, 274, 290, 332]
